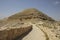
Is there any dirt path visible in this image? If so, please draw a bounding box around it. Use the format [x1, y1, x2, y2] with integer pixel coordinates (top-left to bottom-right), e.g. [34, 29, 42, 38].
[22, 23, 46, 40]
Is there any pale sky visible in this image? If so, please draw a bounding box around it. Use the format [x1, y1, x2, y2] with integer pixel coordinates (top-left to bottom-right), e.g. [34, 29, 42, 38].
[0, 0, 60, 20]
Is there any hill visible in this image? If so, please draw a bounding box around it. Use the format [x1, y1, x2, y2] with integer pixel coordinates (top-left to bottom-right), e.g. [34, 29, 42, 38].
[0, 8, 60, 40]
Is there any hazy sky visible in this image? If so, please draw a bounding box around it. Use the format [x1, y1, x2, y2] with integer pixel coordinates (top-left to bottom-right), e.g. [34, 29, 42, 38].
[0, 0, 60, 20]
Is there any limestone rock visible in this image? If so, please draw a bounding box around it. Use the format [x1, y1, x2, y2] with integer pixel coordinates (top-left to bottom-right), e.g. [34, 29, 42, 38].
[0, 25, 32, 40]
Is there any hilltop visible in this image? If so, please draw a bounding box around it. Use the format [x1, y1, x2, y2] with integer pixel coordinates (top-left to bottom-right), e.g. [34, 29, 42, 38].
[8, 8, 54, 21]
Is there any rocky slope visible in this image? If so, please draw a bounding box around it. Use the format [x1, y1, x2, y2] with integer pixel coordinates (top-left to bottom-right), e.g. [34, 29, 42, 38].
[8, 8, 54, 21]
[0, 8, 60, 40]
